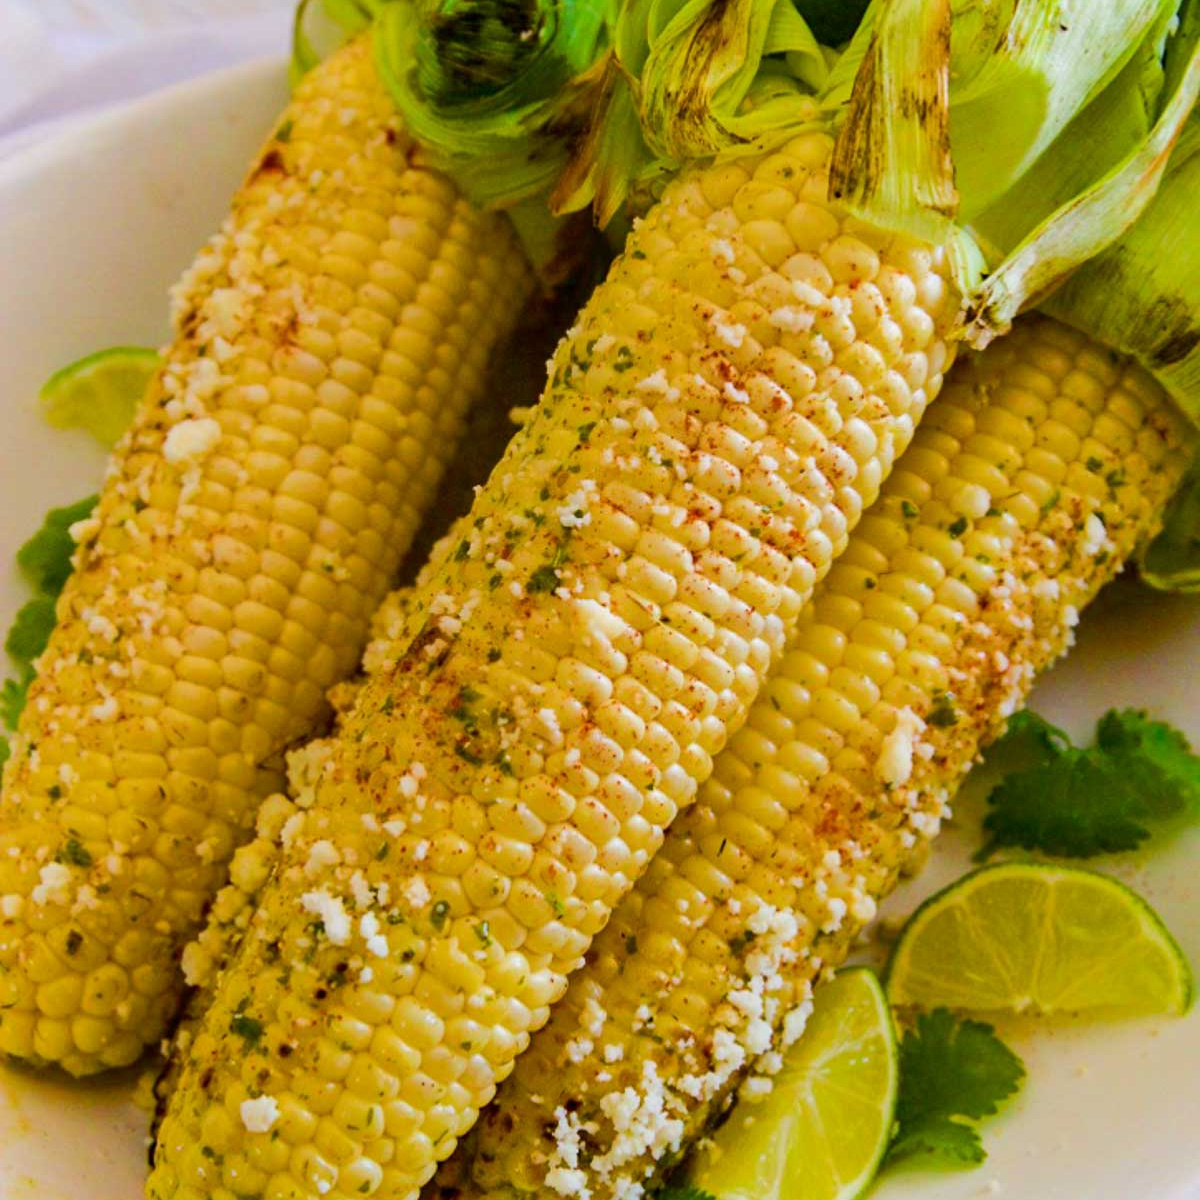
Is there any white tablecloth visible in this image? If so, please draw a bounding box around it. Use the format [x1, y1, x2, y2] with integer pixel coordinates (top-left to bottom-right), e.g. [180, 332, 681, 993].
[0, 0, 294, 157]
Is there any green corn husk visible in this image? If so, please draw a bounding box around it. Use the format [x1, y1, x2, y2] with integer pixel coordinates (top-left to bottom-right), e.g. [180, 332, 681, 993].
[1043, 115, 1200, 590]
[373, 0, 1200, 349]
[291, 0, 386, 85]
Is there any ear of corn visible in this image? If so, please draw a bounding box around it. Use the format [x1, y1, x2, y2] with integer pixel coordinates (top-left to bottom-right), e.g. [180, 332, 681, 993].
[150, 520, 465, 1134]
[429, 314, 1196, 1200]
[147, 134, 960, 1200]
[0, 36, 533, 1076]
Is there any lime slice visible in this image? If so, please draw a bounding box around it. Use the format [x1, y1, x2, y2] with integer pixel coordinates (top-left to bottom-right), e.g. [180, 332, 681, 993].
[689, 968, 897, 1200]
[39, 346, 159, 447]
[886, 863, 1193, 1017]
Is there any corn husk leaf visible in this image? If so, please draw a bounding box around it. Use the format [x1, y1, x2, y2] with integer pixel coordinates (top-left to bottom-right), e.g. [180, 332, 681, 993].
[373, 0, 614, 211]
[291, 0, 386, 86]
[1139, 458, 1200, 591]
[1040, 116, 1200, 591]
[965, 0, 1200, 344]
[825, 0, 1199, 336]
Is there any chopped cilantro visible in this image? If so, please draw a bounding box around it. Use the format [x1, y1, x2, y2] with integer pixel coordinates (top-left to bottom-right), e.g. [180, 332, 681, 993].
[527, 564, 560, 594]
[886, 1009, 1025, 1167]
[656, 1189, 716, 1200]
[927, 692, 959, 728]
[0, 738, 9, 770]
[948, 515, 969, 538]
[229, 1013, 264, 1047]
[57, 838, 92, 868]
[1, 673, 31, 731]
[977, 709, 1200, 860]
[431, 900, 451, 931]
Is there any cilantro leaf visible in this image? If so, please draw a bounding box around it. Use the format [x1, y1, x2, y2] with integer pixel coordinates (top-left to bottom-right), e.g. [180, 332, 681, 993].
[5, 597, 58, 664]
[656, 1189, 717, 1200]
[1094, 710, 1200, 818]
[15, 496, 97, 596]
[887, 1010, 1025, 1168]
[978, 709, 1200, 860]
[1, 494, 99, 735]
[0, 737, 9, 771]
[1, 673, 31, 732]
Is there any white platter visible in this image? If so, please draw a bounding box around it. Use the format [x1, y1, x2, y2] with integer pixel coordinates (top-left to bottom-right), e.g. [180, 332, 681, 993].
[0, 50, 1197, 1200]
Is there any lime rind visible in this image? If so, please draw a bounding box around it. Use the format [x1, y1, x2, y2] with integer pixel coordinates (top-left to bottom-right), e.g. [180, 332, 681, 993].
[689, 967, 898, 1200]
[884, 863, 1193, 1019]
[38, 345, 159, 447]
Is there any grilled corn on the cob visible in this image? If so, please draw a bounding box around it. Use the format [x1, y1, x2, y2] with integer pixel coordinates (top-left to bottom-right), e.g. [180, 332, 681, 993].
[148, 133, 960, 1200]
[430, 314, 1196, 1200]
[0, 36, 533, 1075]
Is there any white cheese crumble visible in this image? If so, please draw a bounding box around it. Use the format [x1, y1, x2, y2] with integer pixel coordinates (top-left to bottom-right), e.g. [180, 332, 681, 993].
[304, 839, 340, 876]
[635, 369, 681, 401]
[300, 889, 351, 945]
[360, 912, 389, 959]
[280, 813, 306, 849]
[403, 877, 431, 910]
[711, 238, 735, 265]
[1032, 578, 1060, 601]
[558, 485, 594, 529]
[713, 319, 746, 348]
[876, 707, 926, 787]
[240, 1095, 279, 1133]
[768, 307, 815, 333]
[0, 894, 23, 919]
[31, 863, 72, 907]
[163, 417, 221, 465]
[1081, 513, 1108, 558]
[821, 896, 848, 934]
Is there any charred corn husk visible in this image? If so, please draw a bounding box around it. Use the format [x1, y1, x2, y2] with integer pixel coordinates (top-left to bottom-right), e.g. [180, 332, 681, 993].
[147, 135, 960, 1200]
[430, 314, 1196, 1200]
[0, 36, 533, 1075]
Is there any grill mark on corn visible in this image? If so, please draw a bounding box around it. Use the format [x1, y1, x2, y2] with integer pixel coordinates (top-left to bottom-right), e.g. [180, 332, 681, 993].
[148, 133, 962, 1199]
[0, 37, 533, 1076]
[438, 315, 1195, 1200]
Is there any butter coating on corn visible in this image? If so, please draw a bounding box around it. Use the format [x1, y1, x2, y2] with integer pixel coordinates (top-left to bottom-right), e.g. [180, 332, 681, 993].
[0, 36, 532, 1076]
[148, 135, 960, 1200]
[431, 315, 1196, 1200]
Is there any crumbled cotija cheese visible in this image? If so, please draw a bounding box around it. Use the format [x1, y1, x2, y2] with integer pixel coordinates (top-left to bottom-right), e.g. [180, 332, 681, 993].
[239, 1095, 279, 1133]
[300, 890, 350, 945]
[163, 417, 221, 464]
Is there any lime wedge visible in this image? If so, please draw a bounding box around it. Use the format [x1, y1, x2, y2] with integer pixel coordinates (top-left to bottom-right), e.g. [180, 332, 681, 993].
[39, 346, 159, 447]
[689, 968, 897, 1200]
[885, 863, 1193, 1017]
